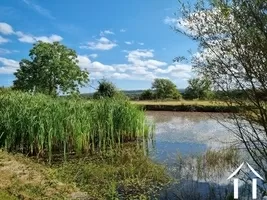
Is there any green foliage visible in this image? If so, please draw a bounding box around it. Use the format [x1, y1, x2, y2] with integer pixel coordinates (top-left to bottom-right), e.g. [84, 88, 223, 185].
[54, 147, 169, 199]
[140, 89, 154, 100]
[184, 78, 214, 100]
[13, 41, 89, 96]
[0, 87, 13, 94]
[94, 79, 117, 99]
[151, 78, 181, 100]
[0, 91, 153, 164]
[0, 191, 17, 200]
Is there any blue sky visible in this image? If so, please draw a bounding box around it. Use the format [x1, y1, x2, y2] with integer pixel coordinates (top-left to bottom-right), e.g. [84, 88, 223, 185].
[0, 0, 197, 92]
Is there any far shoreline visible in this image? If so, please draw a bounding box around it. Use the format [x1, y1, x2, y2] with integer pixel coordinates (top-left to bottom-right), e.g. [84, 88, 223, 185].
[131, 100, 238, 113]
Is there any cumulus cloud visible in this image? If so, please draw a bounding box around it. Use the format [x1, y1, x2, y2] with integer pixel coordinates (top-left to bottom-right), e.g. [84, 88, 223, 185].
[0, 48, 18, 54]
[0, 22, 63, 44]
[80, 37, 117, 50]
[89, 54, 98, 58]
[155, 64, 192, 79]
[100, 30, 114, 36]
[125, 41, 134, 45]
[77, 55, 115, 72]
[0, 22, 14, 35]
[16, 31, 63, 43]
[110, 72, 130, 79]
[0, 36, 9, 44]
[155, 64, 191, 74]
[0, 57, 19, 74]
[77, 47, 193, 82]
[126, 49, 167, 69]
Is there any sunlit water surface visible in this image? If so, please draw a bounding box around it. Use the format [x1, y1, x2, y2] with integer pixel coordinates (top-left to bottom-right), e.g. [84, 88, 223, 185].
[146, 112, 266, 200]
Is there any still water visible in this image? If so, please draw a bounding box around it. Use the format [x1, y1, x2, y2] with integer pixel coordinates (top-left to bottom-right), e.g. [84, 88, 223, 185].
[146, 112, 236, 161]
[146, 112, 263, 200]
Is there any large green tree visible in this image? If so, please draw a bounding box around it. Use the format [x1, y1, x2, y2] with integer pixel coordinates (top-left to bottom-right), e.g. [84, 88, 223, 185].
[184, 77, 213, 100]
[13, 41, 89, 96]
[152, 78, 181, 100]
[93, 79, 117, 99]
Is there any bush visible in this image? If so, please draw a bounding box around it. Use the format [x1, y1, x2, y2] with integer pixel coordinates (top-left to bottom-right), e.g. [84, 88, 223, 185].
[140, 89, 154, 100]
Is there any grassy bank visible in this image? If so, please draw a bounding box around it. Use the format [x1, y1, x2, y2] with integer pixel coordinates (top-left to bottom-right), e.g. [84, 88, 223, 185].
[0, 91, 153, 163]
[0, 91, 169, 199]
[0, 148, 169, 199]
[132, 100, 238, 112]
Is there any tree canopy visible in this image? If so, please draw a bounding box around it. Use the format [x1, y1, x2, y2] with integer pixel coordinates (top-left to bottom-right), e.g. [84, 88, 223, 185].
[140, 89, 154, 100]
[93, 79, 117, 99]
[184, 77, 213, 100]
[151, 78, 181, 100]
[13, 41, 89, 96]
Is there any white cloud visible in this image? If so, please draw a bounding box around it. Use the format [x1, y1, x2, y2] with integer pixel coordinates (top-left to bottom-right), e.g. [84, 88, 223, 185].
[77, 55, 92, 69]
[125, 41, 134, 45]
[89, 54, 98, 58]
[138, 42, 144, 45]
[155, 64, 191, 74]
[77, 55, 115, 72]
[155, 64, 192, 79]
[0, 48, 11, 54]
[100, 30, 114, 36]
[0, 22, 62, 44]
[80, 37, 117, 50]
[0, 57, 19, 74]
[164, 16, 177, 25]
[120, 29, 126, 32]
[110, 72, 130, 79]
[0, 22, 14, 35]
[22, 0, 55, 19]
[91, 61, 115, 72]
[16, 31, 63, 43]
[112, 64, 129, 72]
[0, 48, 18, 54]
[126, 49, 167, 69]
[127, 49, 154, 60]
[0, 36, 9, 44]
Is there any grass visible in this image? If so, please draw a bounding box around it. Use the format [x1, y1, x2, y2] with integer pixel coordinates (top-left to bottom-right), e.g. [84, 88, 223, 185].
[53, 146, 170, 199]
[195, 147, 239, 179]
[0, 147, 169, 199]
[0, 150, 78, 199]
[0, 91, 153, 164]
[0, 91, 169, 198]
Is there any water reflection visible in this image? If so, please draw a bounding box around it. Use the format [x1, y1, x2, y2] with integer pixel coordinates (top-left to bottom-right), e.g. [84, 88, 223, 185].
[146, 111, 236, 156]
[146, 112, 240, 200]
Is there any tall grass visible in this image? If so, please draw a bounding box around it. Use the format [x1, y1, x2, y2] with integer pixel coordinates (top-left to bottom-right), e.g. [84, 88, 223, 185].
[0, 91, 153, 163]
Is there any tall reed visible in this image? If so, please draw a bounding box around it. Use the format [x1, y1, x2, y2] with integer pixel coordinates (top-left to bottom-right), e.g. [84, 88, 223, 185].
[0, 91, 153, 163]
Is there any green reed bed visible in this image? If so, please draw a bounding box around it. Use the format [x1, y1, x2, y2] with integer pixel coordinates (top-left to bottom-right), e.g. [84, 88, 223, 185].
[0, 91, 153, 163]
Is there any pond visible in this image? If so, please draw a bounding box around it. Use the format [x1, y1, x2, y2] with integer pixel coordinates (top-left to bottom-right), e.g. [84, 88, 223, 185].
[146, 112, 236, 161]
[146, 111, 263, 200]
